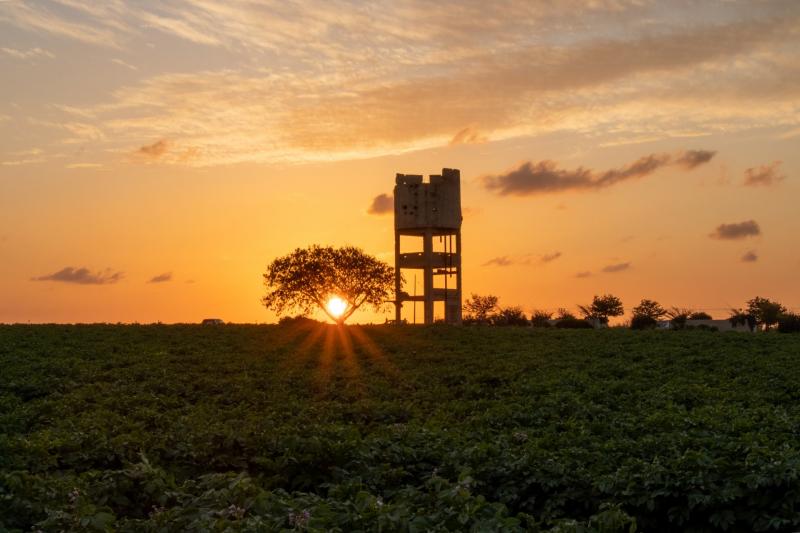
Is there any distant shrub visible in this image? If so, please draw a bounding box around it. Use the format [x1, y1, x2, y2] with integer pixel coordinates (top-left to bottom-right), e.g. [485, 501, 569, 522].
[579, 294, 624, 326]
[556, 317, 593, 329]
[778, 313, 800, 333]
[632, 299, 666, 320]
[747, 296, 786, 331]
[463, 294, 499, 325]
[556, 308, 576, 320]
[689, 311, 712, 320]
[667, 307, 693, 330]
[278, 315, 322, 327]
[491, 306, 529, 326]
[688, 324, 719, 332]
[530, 310, 553, 328]
[630, 315, 658, 330]
[728, 309, 757, 332]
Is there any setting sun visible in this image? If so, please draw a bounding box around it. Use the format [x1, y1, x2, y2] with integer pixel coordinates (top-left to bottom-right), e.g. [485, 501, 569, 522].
[326, 296, 348, 319]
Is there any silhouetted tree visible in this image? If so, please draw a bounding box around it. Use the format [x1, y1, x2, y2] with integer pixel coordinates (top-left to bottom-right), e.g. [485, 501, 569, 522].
[778, 313, 800, 333]
[688, 311, 712, 320]
[579, 294, 624, 325]
[667, 307, 693, 330]
[746, 296, 786, 331]
[262, 245, 394, 324]
[632, 299, 667, 321]
[463, 294, 499, 325]
[728, 309, 757, 332]
[556, 308, 576, 320]
[492, 306, 529, 326]
[530, 309, 554, 328]
[556, 317, 593, 329]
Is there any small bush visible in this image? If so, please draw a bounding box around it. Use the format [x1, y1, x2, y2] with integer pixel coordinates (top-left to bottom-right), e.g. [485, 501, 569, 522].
[778, 313, 800, 333]
[729, 310, 757, 332]
[630, 315, 658, 330]
[688, 324, 719, 332]
[556, 317, 593, 329]
[689, 311, 712, 320]
[556, 308, 576, 320]
[530, 310, 553, 328]
[491, 307, 529, 326]
[278, 315, 323, 327]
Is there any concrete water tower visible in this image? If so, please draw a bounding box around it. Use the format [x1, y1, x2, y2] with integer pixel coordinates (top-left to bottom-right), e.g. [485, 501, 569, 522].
[394, 168, 462, 325]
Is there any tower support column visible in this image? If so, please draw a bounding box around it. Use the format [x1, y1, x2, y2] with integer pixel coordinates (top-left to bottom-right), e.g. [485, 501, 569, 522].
[423, 229, 434, 324]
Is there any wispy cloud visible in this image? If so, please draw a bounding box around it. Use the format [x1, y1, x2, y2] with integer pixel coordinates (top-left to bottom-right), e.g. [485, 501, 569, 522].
[575, 271, 592, 278]
[710, 220, 761, 240]
[541, 252, 562, 263]
[482, 150, 715, 196]
[675, 150, 716, 169]
[483, 251, 561, 267]
[148, 272, 173, 283]
[31, 266, 124, 285]
[602, 262, 631, 273]
[1, 46, 54, 59]
[111, 57, 137, 71]
[483, 256, 514, 267]
[741, 250, 758, 263]
[66, 163, 103, 169]
[4, 2, 799, 165]
[137, 139, 170, 158]
[367, 193, 393, 215]
[744, 161, 785, 187]
[449, 126, 487, 146]
[0, 2, 122, 46]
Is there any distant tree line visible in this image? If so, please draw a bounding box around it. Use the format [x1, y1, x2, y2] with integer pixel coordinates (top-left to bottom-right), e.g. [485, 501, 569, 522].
[463, 293, 800, 333]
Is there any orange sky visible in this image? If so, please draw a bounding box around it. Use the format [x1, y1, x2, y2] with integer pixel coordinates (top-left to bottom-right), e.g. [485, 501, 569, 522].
[1, 1, 798, 324]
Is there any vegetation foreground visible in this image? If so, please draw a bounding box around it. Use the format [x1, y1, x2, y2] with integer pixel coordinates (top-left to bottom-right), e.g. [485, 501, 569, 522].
[2, 325, 800, 532]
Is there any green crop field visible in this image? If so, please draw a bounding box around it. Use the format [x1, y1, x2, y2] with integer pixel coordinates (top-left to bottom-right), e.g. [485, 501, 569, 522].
[2, 324, 800, 532]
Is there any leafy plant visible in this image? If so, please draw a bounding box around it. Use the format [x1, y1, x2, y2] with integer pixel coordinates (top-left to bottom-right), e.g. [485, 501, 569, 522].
[3, 324, 800, 531]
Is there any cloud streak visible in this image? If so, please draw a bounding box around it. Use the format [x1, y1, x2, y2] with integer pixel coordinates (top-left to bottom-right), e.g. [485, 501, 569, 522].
[710, 220, 761, 240]
[482, 150, 715, 196]
[149, 272, 173, 283]
[744, 161, 785, 187]
[137, 139, 170, 157]
[4, 2, 799, 165]
[741, 251, 758, 263]
[483, 256, 513, 267]
[483, 251, 562, 267]
[1, 46, 54, 59]
[541, 252, 562, 263]
[32, 266, 124, 285]
[601, 262, 631, 273]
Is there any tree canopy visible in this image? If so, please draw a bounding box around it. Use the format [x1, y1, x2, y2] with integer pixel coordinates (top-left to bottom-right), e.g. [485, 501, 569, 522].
[632, 299, 667, 321]
[262, 245, 394, 324]
[746, 296, 786, 331]
[463, 294, 499, 324]
[579, 294, 624, 325]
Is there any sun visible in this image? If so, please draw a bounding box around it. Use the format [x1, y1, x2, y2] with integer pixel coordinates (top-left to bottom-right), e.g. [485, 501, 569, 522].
[326, 296, 348, 319]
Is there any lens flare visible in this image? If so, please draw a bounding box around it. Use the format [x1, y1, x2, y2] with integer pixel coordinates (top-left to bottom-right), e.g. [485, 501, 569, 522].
[326, 296, 347, 319]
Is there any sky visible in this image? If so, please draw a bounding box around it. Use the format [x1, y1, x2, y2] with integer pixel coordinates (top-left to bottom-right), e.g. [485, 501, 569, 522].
[1, 0, 798, 324]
